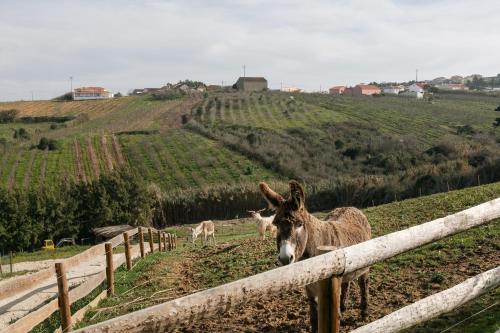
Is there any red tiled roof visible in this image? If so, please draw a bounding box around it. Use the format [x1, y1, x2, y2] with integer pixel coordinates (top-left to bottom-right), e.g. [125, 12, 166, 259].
[356, 84, 379, 90]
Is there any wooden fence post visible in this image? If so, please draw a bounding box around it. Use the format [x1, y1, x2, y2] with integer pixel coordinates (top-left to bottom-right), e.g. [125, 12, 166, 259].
[105, 242, 114, 296]
[162, 233, 167, 252]
[173, 234, 177, 249]
[123, 232, 132, 271]
[316, 246, 341, 333]
[55, 262, 72, 332]
[9, 251, 13, 273]
[157, 230, 162, 252]
[168, 234, 173, 250]
[138, 227, 145, 258]
[148, 228, 154, 253]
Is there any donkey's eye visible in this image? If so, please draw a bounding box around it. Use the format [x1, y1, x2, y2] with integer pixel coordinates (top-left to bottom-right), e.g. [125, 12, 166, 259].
[296, 221, 303, 228]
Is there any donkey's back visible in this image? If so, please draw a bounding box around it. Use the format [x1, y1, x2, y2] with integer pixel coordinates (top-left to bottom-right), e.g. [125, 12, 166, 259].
[325, 207, 371, 246]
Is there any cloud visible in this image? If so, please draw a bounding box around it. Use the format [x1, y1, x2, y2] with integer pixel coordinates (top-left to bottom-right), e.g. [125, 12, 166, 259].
[0, 0, 499, 100]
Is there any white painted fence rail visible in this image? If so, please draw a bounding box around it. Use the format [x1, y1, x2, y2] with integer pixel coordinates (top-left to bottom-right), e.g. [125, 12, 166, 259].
[351, 266, 500, 333]
[72, 197, 500, 333]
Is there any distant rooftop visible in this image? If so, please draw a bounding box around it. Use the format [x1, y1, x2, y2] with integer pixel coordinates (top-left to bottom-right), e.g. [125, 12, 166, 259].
[237, 77, 267, 82]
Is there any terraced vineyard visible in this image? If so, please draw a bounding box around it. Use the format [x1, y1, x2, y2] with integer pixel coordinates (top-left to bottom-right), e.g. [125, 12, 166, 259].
[195, 92, 499, 146]
[0, 95, 277, 191]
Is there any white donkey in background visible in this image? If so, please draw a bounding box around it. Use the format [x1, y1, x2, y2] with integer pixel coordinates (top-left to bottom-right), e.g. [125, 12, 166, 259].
[248, 209, 277, 240]
[189, 220, 216, 245]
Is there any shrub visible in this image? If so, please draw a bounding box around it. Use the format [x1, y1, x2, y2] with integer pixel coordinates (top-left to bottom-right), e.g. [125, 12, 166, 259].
[495, 105, 500, 111]
[456, 125, 475, 136]
[37, 137, 58, 150]
[334, 139, 344, 149]
[0, 109, 17, 123]
[468, 151, 490, 167]
[343, 147, 361, 160]
[429, 272, 445, 284]
[149, 90, 184, 101]
[52, 92, 73, 101]
[13, 128, 30, 140]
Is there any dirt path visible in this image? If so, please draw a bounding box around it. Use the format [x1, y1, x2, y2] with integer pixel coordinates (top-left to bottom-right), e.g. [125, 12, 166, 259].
[0, 245, 139, 329]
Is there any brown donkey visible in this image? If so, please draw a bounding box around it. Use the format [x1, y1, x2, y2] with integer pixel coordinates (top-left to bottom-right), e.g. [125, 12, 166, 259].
[260, 180, 371, 333]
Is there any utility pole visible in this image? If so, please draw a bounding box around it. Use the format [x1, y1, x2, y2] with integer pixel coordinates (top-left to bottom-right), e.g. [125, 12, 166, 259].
[243, 65, 246, 78]
[70, 76, 73, 94]
[280, 81, 283, 91]
[415, 69, 418, 83]
[31, 91, 34, 101]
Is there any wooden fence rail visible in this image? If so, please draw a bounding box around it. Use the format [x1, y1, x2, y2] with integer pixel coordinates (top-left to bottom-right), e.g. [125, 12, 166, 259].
[1, 226, 175, 333]
[71, 197, 500, 333]
[351, 266, 500, 333]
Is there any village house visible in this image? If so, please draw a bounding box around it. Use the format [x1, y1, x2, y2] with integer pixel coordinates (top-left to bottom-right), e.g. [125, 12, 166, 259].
[382, 85, 405, 95]
[282, 86, 304, 93]
[436, 83, 469, 91]
[329, 86, 346, 95]
[234, 77, 268, 92]
[408, 83, 425, 98]
[73, 87, 113, 100]
[351, 84, 381, 96]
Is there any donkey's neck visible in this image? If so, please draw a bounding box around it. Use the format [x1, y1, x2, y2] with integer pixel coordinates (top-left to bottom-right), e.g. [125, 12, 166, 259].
[303, 211, 335, 258]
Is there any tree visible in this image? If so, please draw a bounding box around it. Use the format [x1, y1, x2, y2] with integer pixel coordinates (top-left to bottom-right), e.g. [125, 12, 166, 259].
[0, 109, 17, 123]
[493, 117, 500, 127]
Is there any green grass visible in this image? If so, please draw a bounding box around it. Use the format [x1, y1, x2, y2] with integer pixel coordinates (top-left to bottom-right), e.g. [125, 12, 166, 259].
[6, 245, 92, 264]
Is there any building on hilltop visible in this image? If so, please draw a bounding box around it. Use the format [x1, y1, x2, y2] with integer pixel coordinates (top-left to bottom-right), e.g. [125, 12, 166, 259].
[436, 83, 469, 91]
[233, 77, 268, 92]
[352, 84, 381, 96]
[282, 86, 304, 93]
[382, 85, 405, 95]
[73, 87, 113, 100]
[329, 86, 346, 95]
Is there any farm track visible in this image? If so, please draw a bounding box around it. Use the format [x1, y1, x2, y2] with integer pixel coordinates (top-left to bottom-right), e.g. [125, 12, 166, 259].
[101, 136, 114, 172]
[0, 245, 142, 330]
[87, 137, 101, 178]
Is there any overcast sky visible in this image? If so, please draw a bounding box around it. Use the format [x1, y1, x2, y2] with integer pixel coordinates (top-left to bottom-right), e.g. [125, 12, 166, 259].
[1, 0, 499, 101]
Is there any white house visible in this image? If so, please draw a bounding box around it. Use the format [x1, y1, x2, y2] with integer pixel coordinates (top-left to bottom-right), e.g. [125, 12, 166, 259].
[73, 87, 114, 100]
[383, 85, 405, 95]
[408, 83, 425, 99]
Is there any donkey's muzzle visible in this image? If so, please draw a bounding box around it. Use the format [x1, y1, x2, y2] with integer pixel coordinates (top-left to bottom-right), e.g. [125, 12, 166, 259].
[278, 254, 294, 265]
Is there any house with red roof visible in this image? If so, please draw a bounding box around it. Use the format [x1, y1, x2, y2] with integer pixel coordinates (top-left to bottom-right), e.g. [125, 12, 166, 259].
[352, 84, 381, 96]
[73, 87, 113, 100]
[329, 86, 346, 95]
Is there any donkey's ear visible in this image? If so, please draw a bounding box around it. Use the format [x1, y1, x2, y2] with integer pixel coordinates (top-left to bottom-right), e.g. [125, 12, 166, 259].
[289, 180, 305, 210]
[259, 182, 284, 209]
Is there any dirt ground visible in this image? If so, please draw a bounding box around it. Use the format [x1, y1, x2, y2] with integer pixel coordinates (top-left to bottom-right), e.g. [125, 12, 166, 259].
[160, 239, 499, 333]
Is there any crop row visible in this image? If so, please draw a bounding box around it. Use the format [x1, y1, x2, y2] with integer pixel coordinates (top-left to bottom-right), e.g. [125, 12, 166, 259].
[119, 129, 276, 190]
[0, 134, 123, 190]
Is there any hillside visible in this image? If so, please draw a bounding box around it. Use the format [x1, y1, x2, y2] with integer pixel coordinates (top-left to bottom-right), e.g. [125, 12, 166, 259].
[0, 96, 275, 190]
[56, 181, 499, 333]
[1, 91, 499, 226]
